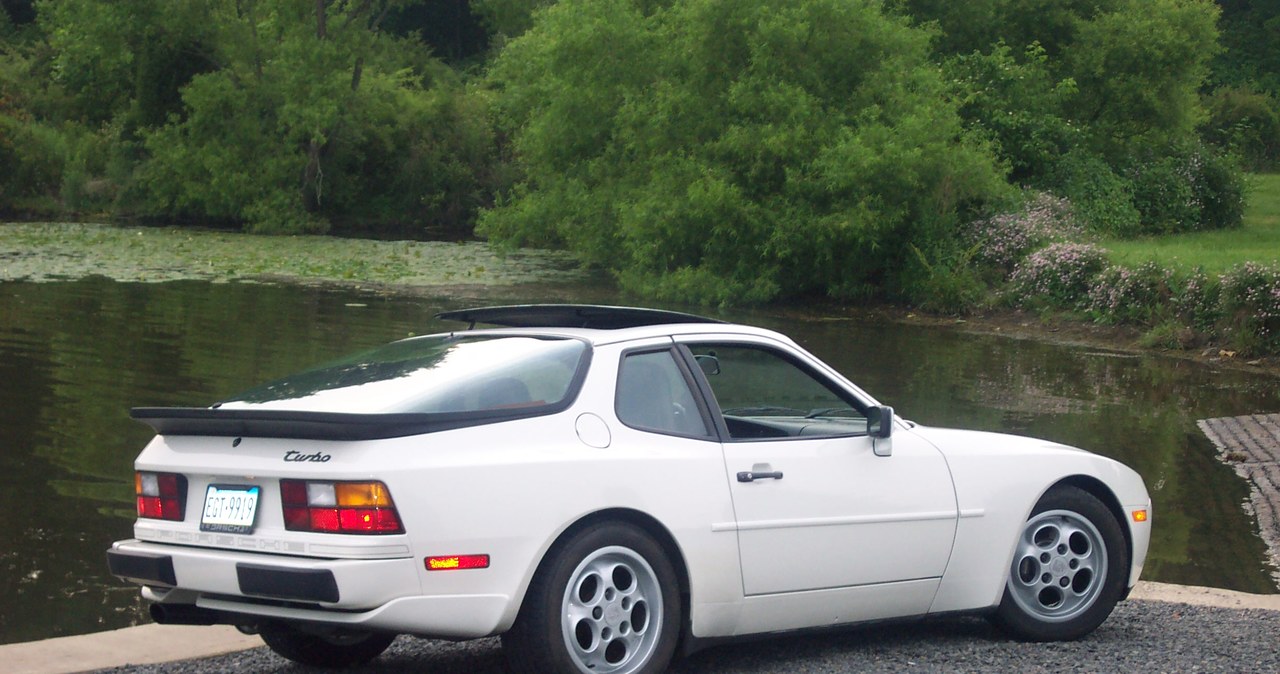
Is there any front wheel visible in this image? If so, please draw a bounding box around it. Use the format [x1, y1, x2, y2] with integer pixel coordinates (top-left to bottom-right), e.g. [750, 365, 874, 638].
[993, 485, 1129, 641]
[258, 622, 395, 668]
[503, 522, 681, 674]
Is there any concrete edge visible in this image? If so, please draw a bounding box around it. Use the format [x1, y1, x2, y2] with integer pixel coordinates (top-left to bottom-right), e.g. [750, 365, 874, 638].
[4, 581, 1279, 674]
[3, 624, 262, 674]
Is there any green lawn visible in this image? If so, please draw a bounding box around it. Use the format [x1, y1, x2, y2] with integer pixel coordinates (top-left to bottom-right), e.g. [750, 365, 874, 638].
[1102, 173, 1280, 273]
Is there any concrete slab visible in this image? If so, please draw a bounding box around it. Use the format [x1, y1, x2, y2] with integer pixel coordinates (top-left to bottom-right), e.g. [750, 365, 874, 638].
[1198, 413, 1280, 585]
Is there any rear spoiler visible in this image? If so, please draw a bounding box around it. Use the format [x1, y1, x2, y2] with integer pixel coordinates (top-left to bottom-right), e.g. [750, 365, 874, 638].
[130, 406, 545, 441]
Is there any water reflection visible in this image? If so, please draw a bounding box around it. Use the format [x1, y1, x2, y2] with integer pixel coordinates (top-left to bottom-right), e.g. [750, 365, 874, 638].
[0, 278, 1276, 644]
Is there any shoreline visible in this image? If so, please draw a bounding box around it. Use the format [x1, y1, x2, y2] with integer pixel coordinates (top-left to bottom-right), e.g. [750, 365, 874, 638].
[2, 581, 1277, 674]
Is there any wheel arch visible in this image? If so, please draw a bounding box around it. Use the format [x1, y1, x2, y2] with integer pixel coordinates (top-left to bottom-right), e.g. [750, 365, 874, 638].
[515, 507, 693, 631]
[1048, 475, 1134, 585]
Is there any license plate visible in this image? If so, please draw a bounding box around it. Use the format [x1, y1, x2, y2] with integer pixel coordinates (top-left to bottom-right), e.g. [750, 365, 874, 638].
[200, 485, 261, 534]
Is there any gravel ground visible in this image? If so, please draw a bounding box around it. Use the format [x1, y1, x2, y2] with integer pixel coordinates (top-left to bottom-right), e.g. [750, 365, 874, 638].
[95, 600, 1279, 673]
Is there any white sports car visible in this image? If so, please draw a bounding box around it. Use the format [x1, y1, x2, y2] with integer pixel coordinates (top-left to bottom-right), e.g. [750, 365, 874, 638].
[108, 305, 1151, 673]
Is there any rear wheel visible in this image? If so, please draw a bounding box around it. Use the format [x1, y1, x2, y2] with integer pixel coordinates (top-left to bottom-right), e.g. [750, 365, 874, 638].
[993, 485, 1129, 641]
[503, 522, 681, 674]
[259, 622, 395, 668]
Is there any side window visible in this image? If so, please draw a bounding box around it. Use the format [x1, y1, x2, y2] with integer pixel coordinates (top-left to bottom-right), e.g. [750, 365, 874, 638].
[688, 344, 866, 440]
[616, 350, 711, 437]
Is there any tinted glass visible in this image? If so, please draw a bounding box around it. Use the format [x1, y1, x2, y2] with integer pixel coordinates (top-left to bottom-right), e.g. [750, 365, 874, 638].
[688, 344, 866, 440]
[616, 350, 710, 437]
[219, 335, 587, 414]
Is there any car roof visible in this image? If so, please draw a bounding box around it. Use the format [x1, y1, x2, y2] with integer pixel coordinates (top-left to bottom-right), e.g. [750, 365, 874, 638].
[436, 304, 725, 330]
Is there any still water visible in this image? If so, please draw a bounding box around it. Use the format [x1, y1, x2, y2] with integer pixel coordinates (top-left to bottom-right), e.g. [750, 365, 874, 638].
[1, 278, 1277, 644]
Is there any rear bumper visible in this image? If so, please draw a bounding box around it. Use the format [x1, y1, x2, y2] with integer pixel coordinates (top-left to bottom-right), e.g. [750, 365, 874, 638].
[108, 539, 512, 638]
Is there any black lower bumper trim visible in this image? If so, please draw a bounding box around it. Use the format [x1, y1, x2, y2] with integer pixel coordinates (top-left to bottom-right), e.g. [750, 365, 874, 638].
[107, 549, 177, 586]
[237, 563, 340, 604]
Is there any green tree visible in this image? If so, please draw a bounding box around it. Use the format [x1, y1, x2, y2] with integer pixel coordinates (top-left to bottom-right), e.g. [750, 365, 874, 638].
[138, 0, 496, 234]
[482, 0, 1008, 305]
[1063, 0, 1218, 160]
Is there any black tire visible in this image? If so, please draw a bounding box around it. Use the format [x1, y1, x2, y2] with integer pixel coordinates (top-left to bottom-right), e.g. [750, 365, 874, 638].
[502, 522, 681, 674]
[992, 485, 1129, 641]
[259, 622, 395, 668]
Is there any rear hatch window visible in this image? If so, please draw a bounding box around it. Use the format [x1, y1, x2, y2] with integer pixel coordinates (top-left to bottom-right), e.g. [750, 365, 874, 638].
[217, 334, 589, 415]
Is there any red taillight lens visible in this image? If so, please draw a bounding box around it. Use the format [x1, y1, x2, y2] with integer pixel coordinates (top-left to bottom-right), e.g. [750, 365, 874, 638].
[135, 471, 187, 521]
[280, 479, 403, 534]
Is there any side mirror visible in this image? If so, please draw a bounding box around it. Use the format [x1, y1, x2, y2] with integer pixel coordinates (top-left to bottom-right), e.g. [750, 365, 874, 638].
[867, 405, 894, 439]
[868, 405, 894, 457]
[694, 354, 720, 376]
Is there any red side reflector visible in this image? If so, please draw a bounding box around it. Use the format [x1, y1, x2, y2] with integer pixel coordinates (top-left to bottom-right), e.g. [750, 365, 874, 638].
[426, 555, 490, 571]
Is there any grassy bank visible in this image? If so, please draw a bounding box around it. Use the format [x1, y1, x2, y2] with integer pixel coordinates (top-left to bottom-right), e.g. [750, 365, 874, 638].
[0, 222, 589, 290]
[1102, 174, 1280, 273]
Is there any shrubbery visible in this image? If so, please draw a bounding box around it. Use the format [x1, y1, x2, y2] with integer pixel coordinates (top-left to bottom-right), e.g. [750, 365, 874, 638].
[481, 0, 1009, 305]
[970, 192, 1280, 356]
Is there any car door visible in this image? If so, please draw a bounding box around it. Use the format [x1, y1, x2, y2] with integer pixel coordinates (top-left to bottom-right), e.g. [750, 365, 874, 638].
[679, 338, 958, 597]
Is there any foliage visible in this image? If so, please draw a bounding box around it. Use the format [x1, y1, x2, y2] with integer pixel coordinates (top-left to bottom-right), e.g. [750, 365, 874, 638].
[1212, 0, 1280, 95]
[1203, 85, 1280, 171]
[133, 0, 497, 234]
[1047, 150, 1140, 236]
[1217, 261, 1280, 355]
[1063, 0, 1218, 159]
[1007, 242, 1108, 310]
[944, 43, 1079, 183]
[1086, 261, 1175, 325]
[961, 192, 1083, 275]
[481, 0, 1009, 305]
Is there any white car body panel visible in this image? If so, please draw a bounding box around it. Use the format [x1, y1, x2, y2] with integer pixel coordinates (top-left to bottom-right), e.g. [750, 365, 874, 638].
[109, 310, 1152, 649]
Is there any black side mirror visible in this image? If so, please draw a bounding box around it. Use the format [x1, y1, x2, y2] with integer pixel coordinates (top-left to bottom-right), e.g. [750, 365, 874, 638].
[868, 405, 894, 440]
[694, 354, 720, 376]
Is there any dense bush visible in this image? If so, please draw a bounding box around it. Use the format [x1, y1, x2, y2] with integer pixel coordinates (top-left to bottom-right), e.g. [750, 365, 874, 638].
[961, 192, 1082, 275]
[1218, 262, 1280, 356]
[481, 0, 1009, 305]
[1048, 151, 1141, 237]
[1125, 142, 1246, 234]
[1203, 86, 1280, 172]
[1087, 262, 1174, 325]
[1007, 242, 1108, 311]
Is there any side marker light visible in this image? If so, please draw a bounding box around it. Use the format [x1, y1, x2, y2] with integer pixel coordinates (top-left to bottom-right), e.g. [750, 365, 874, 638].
[426, 555, 490, 571]
[1132, 509, 1148, 523]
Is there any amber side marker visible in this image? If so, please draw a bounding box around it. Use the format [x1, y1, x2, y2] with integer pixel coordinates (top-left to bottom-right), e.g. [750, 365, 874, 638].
[426, 554, 490, 571]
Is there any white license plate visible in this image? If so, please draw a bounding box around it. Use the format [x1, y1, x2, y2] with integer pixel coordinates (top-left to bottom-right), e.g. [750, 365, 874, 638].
[200, 485, 261, 534]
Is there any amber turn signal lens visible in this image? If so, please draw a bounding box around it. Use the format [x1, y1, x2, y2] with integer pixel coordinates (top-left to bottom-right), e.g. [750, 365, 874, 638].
[1132, 509, 1148, 523]
[426, 554, 490, 571]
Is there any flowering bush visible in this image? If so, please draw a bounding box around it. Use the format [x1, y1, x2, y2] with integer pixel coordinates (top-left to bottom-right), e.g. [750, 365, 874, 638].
[1171, 269, 1221, 333]
[1087, 262, 1174, 324]
[1007, 242, 1108, 310]
[1218, 262, 1280, 355]
[962, 193, 1083, 274]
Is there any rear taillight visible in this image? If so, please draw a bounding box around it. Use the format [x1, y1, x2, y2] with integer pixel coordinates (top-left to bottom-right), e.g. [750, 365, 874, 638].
[280, 480, 404, 534]
[136, 471, 187, 521]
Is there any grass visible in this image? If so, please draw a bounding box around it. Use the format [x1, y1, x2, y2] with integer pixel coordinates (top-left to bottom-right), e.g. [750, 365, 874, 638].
[1101, 173, 1280, 273]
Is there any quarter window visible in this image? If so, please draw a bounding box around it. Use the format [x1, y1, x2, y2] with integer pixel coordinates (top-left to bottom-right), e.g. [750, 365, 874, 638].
[616, 350, 710, 437]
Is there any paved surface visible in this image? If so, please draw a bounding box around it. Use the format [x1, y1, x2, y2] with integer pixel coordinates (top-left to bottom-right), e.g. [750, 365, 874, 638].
[1199, 413, 1280, 584]
[3, 582, 1278, 674]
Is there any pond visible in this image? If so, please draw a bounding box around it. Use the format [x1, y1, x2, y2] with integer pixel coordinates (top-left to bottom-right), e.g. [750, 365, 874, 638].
[1, 277, 1276, 644]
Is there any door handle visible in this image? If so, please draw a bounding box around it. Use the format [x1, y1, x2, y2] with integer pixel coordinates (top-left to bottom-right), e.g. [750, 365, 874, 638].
[737, 471, 783, 482]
